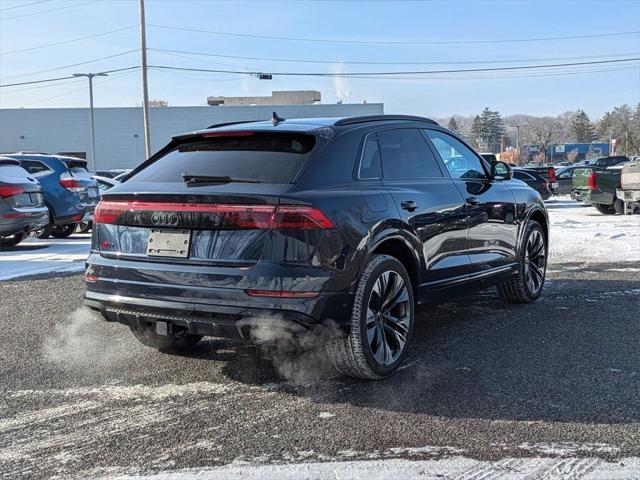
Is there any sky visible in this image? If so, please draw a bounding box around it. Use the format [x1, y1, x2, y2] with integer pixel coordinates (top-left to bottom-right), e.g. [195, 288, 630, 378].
[0, 0, 639, 119]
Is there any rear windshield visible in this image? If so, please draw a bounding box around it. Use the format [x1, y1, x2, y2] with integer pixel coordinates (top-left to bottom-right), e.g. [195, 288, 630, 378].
[0, 164, 31, 182]
[130, 132, 316, 184]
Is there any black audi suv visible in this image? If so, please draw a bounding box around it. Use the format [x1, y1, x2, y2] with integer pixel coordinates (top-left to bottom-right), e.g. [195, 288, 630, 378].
[85, 115, 548, 379]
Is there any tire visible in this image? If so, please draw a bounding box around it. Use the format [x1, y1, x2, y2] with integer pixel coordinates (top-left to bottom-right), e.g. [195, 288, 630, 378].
[594, 203, 616, 215]
[328, 254, 415, 380]
[613, 198, 625, 215]
[30, 222, 53, 239]
[129, 324, 203, 353]
[0, 233, 25, 248]
[51, 223, 77, 238]
[75, 221, 92, 233]
[497, 220, 547, 304]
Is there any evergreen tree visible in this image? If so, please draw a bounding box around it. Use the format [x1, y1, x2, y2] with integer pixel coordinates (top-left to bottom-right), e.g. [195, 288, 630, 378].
[470, 115, 482, 148]
[570, 109, 595, 143]
[478, 107, 506, 152]
[447, 117, 460, 133]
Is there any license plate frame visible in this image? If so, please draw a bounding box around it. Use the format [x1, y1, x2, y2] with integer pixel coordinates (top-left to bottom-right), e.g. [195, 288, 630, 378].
[147, 229, 191, 258]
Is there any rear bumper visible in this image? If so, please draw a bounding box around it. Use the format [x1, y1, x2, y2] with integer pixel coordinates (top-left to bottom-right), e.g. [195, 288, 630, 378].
[85, 288, 352, 341]
[0, 207, 49, 235]
[616, 189, 640, 203]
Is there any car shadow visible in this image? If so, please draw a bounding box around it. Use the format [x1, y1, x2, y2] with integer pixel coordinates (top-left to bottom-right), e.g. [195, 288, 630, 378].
[214, 276, 640, 424]
[0, 244, 48, 252]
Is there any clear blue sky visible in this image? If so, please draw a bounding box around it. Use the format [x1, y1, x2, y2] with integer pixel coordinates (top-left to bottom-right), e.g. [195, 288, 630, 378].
[1, 0, 639, 119]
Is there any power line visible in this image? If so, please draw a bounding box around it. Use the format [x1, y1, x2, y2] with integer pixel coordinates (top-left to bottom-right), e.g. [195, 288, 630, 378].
[3, 57, 638, 89]
[0, 66, 139, 88]
[20, 69, 138, 108]
[1, 0, 97, 20]
[1, 50, 139, 81]
[149, 47, 640, 67]
[148, 24, 640, 45]
[0, 26, 137, 56]
[146, 57, 640, 77]
[0, 0, 53, 11]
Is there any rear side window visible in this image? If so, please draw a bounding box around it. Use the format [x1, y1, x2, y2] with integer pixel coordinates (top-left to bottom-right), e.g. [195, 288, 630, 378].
[377, 129, 443, 180]
[0, 164, 32, 181]
[20, 160, 52, 177]
[130, 132, 316, 184]
[359, 134, 382, 179]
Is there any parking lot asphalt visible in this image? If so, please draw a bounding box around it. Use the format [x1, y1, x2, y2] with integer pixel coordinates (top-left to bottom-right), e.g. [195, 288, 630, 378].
[1, 259, 639, 478]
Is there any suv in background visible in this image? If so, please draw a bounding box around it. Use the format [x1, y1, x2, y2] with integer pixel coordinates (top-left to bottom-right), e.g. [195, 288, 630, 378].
[85, 115, 548, 379]
[0, 157, 49, 247]
[589, 156, 628, 168]
[4, 154, 99, 238]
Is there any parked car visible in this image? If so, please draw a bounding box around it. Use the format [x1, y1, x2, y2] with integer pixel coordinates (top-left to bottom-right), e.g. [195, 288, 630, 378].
[554, 166, 585, 196]
[589, 156, 628, 168]
[616, 161, 640, 214]
[84, 115, 549, 379]
[521, 165, 558, 194]
[76, 175, 120, 233]
[0, 157, 49, 247]
[4, 153, 100, 238]
[513, 168, 551, 200]
[95, 169, 131, 179]
[572, 163, 629, 214]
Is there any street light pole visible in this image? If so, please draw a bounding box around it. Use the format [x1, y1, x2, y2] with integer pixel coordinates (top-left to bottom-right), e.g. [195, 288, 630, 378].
[73, 72, 107, 172]
[516, 125, 521, 165]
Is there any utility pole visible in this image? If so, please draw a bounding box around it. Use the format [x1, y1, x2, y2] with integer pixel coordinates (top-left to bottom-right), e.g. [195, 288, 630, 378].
[73, 72, 107, 172]
[516, 125, 521, 165]
[139, 0, 151, 159]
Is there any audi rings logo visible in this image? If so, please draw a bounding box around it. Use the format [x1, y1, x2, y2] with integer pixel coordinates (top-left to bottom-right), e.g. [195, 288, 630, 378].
[151, 211, 179, 226]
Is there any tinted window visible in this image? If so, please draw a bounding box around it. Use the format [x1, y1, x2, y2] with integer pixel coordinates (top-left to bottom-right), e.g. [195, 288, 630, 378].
[359, 134, 382, 179]
[69, 165, 93, 179]
[377, 129, 443, 180]
[424, 130, 486, 179]
[130, 132, 316, 184]
[556, 168, 572, 179]
[20, 160, 52, 177]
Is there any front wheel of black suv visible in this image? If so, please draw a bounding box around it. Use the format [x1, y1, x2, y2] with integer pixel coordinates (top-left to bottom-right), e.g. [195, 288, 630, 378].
[328, 254, 414, 380]
[497, 220, 547, 303]
[129, 324, 203, 353]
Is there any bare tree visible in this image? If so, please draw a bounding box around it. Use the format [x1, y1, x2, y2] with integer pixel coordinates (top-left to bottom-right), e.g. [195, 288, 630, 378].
[523, 117, 563, 162]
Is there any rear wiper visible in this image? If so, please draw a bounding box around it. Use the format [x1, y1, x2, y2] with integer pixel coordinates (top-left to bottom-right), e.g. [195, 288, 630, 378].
[181, 173, 261, 185]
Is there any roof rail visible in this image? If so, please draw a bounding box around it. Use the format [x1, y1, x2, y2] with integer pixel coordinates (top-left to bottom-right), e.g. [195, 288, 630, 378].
[334, 115, 438, 127]
[205, 119, 261, 129]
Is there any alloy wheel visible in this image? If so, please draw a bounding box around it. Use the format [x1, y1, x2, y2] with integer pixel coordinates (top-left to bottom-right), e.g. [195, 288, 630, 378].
[366, 270, 411, 367]
[524, 229, 546, 294]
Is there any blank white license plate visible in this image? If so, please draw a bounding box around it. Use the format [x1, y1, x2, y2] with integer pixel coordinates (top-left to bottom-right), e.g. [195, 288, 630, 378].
[147, 229, 191, 258]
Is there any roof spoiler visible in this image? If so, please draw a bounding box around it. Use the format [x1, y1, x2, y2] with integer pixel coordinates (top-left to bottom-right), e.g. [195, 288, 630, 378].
[334, 115, 438, 127]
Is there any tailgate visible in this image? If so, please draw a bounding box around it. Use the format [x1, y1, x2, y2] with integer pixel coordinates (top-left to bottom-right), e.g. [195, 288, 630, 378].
[621, 162, 640, 190]
[572, 167, 596, 190]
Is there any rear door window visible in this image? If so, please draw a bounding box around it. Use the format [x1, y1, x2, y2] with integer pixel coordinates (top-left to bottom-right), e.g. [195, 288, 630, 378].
[20, 160, 52, 177]
[130, 132, 316, 184]
[377, 129, 443, 180]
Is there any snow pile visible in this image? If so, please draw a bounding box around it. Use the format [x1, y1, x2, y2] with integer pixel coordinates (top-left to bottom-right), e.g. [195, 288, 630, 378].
[546, 198, 639, 265]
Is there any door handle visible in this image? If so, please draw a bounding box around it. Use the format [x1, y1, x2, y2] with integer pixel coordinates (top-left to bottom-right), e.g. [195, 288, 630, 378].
[401, 200, 418, 211]
[466, 197, 479, 206]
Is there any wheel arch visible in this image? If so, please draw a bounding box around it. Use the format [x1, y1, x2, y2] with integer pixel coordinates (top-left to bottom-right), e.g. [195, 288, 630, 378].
[368, 234, 422, 292]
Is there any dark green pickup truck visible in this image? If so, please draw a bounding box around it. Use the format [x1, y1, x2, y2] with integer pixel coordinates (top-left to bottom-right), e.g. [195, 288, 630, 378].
[572, 164, 626, 214]
[572, 160, 640, 214]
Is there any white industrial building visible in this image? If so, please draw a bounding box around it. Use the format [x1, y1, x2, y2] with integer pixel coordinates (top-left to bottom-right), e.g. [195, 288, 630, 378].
[0, 101, 383, 170]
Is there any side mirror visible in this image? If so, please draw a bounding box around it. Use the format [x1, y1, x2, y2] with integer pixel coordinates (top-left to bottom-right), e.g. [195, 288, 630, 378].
[491, 161, 513, 180]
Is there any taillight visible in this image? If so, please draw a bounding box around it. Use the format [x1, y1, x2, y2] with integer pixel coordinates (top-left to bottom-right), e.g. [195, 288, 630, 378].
[0, 185, 24, 198]
[548, 167, 556, 183]
[93, 201, 335, 230]
[59, 178, 84, 193]
[588, 172, 597, 190]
